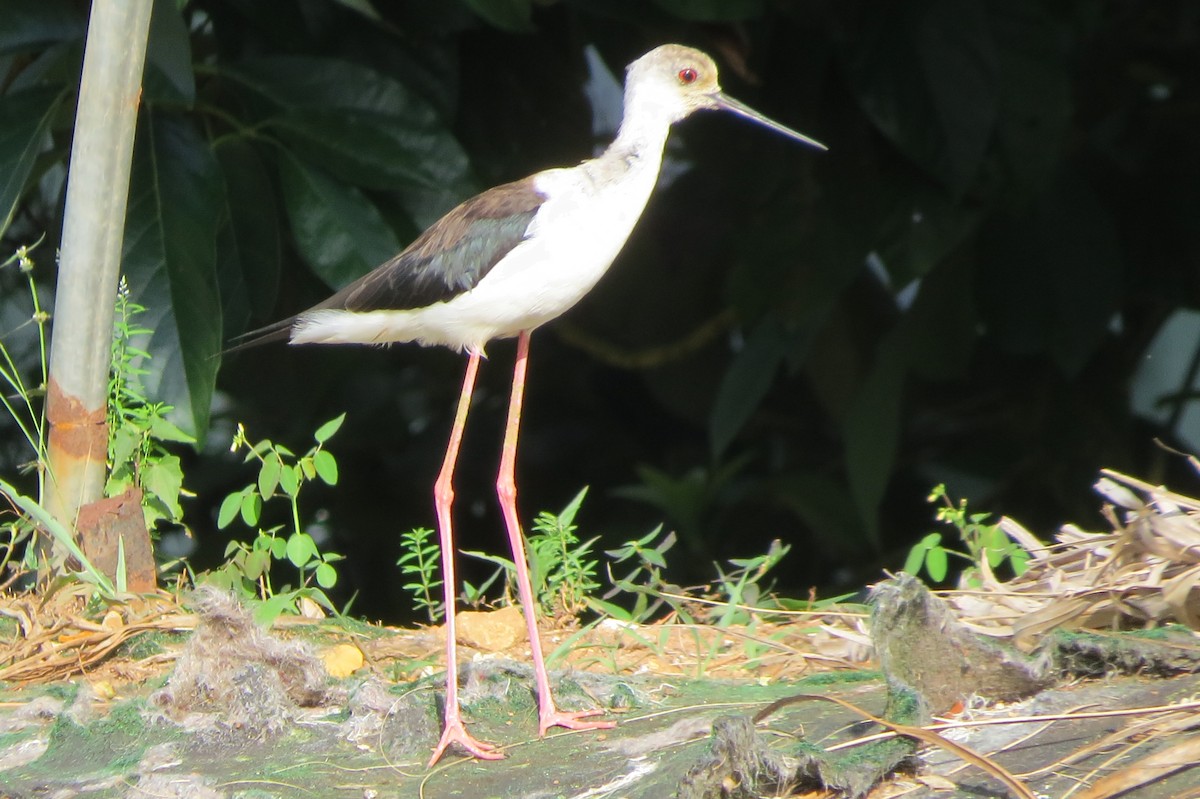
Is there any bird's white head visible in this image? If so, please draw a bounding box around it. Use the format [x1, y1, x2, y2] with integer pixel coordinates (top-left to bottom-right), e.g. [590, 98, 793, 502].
[624, 44, 826, 151]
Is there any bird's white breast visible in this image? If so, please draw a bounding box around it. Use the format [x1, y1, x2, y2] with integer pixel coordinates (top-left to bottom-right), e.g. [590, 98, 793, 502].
[292, 155, 663, 353]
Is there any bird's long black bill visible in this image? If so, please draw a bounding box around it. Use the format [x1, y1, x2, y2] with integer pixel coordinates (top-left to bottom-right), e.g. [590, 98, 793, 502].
[714, 93, 827, 151]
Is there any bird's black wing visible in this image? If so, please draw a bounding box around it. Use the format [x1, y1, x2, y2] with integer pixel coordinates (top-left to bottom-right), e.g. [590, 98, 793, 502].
[227, 177, 546, 353]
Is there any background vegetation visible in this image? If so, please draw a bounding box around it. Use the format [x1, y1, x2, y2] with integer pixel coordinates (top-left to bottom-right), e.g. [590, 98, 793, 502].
[2, 0, 1198, 619]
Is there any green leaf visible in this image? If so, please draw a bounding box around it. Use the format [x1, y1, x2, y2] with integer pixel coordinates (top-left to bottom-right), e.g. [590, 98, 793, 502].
[228, 57, 474, 198]
[555, 487, 588, 528]
[640, 549, 667, 570]
[217, 490, 243, 529]
[1010, 549, 1031, 577]
[240, 491, 262, 526]
[278, 151, 401, 288]
[0, 479, 115, 597]
[252, 593, 296, 627]
[983, 525, 1007, 551]
[585, 596, 632, 622]
[214, 139, 281, 325]
[842, 333, 907, 548]
[709, 316, 793, 457]
[147, 415, 196, 443]
[315, 561, 338, 589]
[286, 532, 318, 568]
[270, 536, 288, 560]
[0, 0, 84, 55]
[462, 0, 535, 32]
[925, 545, 949, 582]
[143, 0, 194, 106]
[244, 548, 270, 579]
[278, 463, 300, 497]
[140, 455, 184, 520]
[115, 536, 127, 594]
[258, 455, 281, 499]
[313, 449, 339, 486]
[313, 413, 345, 443]
[903, 532, 941, 575]
[842, 0, 998, 196]
[123, 111, 224, 441]
[108, 427, 140, 474]
[246, 439, 274, 459]
[330, 0, 383, 21]
[0, 84, 68, 240]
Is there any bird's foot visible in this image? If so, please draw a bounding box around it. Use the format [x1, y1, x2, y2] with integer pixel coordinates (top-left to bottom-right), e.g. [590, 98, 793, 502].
[428, 719, 504, 767]
[538, 707, 617, 738]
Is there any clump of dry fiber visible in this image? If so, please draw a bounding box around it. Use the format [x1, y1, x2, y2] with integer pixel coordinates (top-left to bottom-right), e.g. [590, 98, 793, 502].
[946, 467, 1200, 648]
[149, 586, 335, 736]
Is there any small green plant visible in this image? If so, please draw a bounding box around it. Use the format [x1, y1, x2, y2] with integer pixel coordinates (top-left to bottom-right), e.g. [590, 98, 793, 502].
[904, 484, 1032, 586]
[105, 279, 195, 532]
[528, 487, 601, 614]
[590, 526, 678, 623]
[459, 563, 504, 610]
[1, 244, 193, 589]
[462, 487, 601, 617]
[710, 538, 791, 627]
[0, 239, 50, 577]
[0, 476, 117, 597]
[208, 414, 346, 624]
[398, 526, 443, 622]
[0, 239, 50, 468]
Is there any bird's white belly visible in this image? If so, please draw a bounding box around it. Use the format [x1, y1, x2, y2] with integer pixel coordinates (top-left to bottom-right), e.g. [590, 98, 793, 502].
[292, 167, 657, 353]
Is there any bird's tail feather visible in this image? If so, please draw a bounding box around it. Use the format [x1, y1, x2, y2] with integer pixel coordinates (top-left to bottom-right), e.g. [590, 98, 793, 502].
[221, 317, 295, 355]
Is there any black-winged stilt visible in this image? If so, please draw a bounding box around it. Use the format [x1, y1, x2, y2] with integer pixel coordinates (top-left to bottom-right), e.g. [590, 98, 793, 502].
[230, 43, 825, 765]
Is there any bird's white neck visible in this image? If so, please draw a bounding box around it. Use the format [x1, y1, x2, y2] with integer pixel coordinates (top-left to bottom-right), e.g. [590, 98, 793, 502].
[585, 85, 675, 187]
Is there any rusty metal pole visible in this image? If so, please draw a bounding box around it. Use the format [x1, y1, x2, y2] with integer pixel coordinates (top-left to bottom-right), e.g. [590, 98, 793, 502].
[42, 0, 154, 573]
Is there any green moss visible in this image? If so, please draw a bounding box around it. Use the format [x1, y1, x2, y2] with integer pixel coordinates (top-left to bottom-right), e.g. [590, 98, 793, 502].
[881, 681, 924, 726]
[799, 669, 881, 687]
[93, 699, 150, 735]
[26, 699, 168, 783]
[608, 682, 640, 709]
[44, 682, 80, 703]
[0, 730, 31, 749]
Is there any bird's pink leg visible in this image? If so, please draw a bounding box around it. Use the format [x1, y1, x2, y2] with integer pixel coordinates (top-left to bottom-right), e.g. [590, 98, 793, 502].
[428, 351, 504, 767]
[496, 331, 616, 737]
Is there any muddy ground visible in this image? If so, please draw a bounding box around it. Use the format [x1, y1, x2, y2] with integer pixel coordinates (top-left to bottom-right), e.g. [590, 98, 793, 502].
[2, 584, 1199, 798]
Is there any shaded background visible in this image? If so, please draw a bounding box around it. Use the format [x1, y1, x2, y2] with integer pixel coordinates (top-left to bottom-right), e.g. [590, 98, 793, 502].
[2, 0, 1199, 620]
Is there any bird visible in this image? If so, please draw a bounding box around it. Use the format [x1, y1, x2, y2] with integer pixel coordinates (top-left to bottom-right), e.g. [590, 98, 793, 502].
[228, 43, 825, 766]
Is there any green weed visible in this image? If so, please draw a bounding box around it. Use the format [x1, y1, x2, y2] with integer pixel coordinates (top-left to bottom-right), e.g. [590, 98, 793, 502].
[711, 538, 790, 627]
[397, 526, 442, 623]
[460, 487, 600, 617]
[207, 415, 346, 625]
[591, 526, 678, 623]
[904, 484, 1032, 586]
[0, 238, 49, 577]
[105, 278, 195, 533]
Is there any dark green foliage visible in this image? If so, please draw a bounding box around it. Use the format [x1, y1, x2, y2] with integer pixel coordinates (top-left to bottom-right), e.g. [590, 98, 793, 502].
[1, 0, 1198, 616]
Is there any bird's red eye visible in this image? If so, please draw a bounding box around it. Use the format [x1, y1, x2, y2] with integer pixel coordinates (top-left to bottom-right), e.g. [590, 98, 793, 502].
[678, 67, 698, 84]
